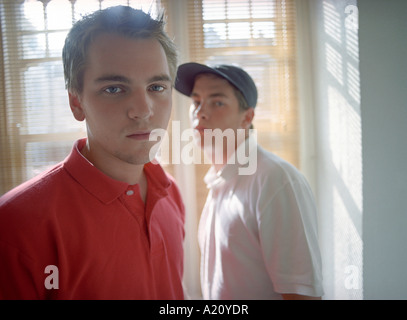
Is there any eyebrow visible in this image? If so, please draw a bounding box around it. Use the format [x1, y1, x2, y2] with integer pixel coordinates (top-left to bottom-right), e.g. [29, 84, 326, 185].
[95, 74, 172, 84]
[95, 75, 131, 84]
[191, 92, 228, 99]
[148, 74, 172, 83]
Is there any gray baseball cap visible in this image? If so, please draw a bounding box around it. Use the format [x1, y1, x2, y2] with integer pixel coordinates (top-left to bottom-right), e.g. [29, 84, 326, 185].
[175, 62, 258, 108]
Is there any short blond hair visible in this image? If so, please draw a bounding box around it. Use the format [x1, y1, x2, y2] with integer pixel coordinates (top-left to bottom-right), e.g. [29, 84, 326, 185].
[62, 6, 178, 94]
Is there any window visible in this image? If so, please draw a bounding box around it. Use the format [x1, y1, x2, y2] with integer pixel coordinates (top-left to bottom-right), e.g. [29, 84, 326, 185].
[183, 0, 299, 215]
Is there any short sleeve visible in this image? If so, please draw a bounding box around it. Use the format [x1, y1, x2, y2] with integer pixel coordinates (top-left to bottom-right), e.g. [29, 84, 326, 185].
[257, 180, 324, 297]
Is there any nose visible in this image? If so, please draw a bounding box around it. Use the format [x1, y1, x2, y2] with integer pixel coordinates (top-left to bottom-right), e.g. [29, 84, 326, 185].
[128, 91, 153, 120]
[191, 102, 208, 121]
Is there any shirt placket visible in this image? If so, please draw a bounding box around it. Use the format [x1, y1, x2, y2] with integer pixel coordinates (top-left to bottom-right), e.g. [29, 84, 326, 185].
[120, 185, 148, 241]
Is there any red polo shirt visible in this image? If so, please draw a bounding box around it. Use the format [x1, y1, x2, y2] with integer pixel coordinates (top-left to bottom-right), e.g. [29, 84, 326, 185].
[0, 138, 185, 299]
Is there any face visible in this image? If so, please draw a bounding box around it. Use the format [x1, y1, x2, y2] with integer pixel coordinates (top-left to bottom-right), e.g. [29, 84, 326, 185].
[69, 33, 173, 167]
[190, 73, 253, 159]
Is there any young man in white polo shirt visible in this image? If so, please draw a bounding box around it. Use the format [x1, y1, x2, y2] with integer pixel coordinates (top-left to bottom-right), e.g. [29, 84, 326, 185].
[175, 63, 324, 300]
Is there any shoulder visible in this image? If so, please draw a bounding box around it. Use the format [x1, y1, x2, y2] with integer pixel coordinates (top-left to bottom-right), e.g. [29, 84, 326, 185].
[1, 162, 65, 207]
[251, 146, 308, 190]
[0, 162, 67, 228]
[247, 146, 316, 216]
[0, 163, 68, 263]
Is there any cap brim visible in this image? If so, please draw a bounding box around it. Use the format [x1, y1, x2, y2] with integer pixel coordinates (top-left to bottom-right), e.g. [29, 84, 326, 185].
[175, 62, 228, 97]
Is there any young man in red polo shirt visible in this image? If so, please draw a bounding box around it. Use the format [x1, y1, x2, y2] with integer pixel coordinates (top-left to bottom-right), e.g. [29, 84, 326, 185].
[0, 6, 185, 299]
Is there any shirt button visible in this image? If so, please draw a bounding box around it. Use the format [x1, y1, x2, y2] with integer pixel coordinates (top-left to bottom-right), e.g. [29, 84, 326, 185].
[126, 190, 134, 196]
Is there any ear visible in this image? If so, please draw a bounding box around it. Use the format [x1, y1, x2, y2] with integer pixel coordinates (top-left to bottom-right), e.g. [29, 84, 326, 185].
[68, 91, 86, 121]
[241, 107, 255, 129]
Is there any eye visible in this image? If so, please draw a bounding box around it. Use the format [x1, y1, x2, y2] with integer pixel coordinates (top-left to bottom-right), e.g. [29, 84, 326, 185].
[104, 86, 123, 94]
[149, 84, 166, 92]
[213, 100, 224, 107]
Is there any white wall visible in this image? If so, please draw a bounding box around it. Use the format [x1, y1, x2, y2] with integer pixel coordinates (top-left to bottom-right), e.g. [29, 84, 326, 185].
[297, 0, 363, 299]
[358, 0, 407, 299]
[300, 0, 407, 299]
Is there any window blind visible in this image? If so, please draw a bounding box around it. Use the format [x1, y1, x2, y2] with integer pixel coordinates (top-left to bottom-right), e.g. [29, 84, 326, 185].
[187, 0, 299, 162]
[184, 0, 299, 214]
[0, 0, 162, 194]
[0, 0, 299, 200]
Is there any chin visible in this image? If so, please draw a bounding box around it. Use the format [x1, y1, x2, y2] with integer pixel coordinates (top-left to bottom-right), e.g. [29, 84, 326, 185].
[114, 149, 151, 166]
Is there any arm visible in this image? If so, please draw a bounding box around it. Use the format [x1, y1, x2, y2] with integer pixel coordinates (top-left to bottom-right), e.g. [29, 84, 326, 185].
[258, 179, 324, 299]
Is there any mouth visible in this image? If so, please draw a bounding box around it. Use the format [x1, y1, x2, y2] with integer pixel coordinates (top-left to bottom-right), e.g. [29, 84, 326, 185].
[126, 131, 152, 140]
[194, 125, 207, 134]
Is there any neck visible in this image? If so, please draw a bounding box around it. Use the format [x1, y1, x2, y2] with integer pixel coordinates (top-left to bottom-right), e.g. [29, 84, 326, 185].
[80, 142, 146, 186]
[207, 129, 249, 172]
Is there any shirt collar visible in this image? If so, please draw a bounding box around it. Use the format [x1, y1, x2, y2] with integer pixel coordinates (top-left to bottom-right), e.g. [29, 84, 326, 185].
[63, 138, 171, 204]
[204, 134, 258, 189]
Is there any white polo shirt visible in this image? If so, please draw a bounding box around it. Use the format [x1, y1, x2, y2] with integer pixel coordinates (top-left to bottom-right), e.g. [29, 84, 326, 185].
[198, 135, 324, 299]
